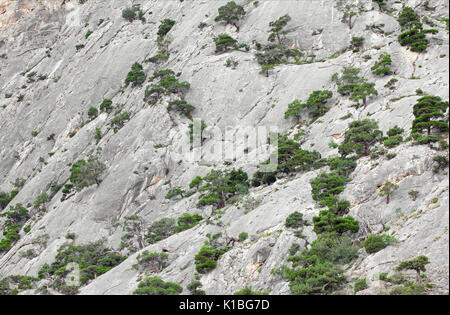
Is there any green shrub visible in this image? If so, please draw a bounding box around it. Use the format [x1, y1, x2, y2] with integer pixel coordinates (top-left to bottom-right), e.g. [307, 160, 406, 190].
[350, 36, 364, 51]
[145, 218, 176, 244]
[238, 232, 248, 242]
[167, 99, 195, 117]
[288, 233, 359, 267]
[122, 7, 145, 23]
[165, 187, 185, 199]
[110, 111, 131, 130]
[287, 261, 346, 295]
[125, 62, 146, 87]
[354, 278, 368, 293]
[234, 286, 266, 295]
[0, 189, 19, 210]
[157, 19, 176, 38]
[285, 212, 304, 229]
[68, 155, 106, 191]
[194, 245, 230, 274]
[284, 90, 333, 122]
[362, 234, 397, 254]
[0, 275, 38, 295]
[214, 34, 237, 52]
[371, 54, 393, 76]
[34, 192, 49, 208]
[327, 157, 357, 177]
[38, 240, 126, 292]
[383, 135, 403, 148]
[187, 281, 205, 295]
[87, 106, 98, 120]
[389, 283, 427, 295]
[122, 8, 137, 22]
[99, 99, 113, 113]
[310, 171, 350, 203]
[312, 210, 359, 235]
[432, 155, 449, 173]
[133, 276, 182, 295]
[133, 251, 168, 272]
[196, 169, 248, 209]
[174, 213, 202, 233]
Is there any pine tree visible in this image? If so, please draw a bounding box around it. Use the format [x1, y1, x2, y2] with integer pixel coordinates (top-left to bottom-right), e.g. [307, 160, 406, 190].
[339, 119, 383, 157]
[379, 181, 399, 204]
[214, 34, 237, 52]
[268, 14, 292, 45]
[371, 54, 393, 76]
[350, 82, 378, 108]
[412, 95, 449, 136]
[396, 256, 430, 283]
[214, 1, 245, 29]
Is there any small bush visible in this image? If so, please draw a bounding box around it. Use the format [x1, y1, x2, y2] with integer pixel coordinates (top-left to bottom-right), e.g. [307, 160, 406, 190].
[238, 232, 248, 242]
[214, 34, 237, 53]
[125, 62, 146, 87]
[157, 19, 176, 38]
[362, 234, 397, 254]
[285, 212, 304, 229]
[354, 278, 368, 293]
[133, 276, 182, 295]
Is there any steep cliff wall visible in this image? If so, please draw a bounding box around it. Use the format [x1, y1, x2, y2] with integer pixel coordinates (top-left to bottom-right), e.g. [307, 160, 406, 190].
[0, 0, 448, 295]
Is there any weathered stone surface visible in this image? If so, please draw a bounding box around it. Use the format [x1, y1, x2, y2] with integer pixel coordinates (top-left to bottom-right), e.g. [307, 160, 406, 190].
[0, 0, 448, 295]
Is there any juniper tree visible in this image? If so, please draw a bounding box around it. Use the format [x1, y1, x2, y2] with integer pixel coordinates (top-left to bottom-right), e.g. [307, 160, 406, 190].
[214, 1, 246, 29]
[412, 95, 449, 136]
[339, 119, 383, 157]
[350, 82, 378, 108]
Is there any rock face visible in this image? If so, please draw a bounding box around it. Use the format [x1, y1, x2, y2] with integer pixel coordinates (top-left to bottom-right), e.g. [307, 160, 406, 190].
[0, 0, 448, 295]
